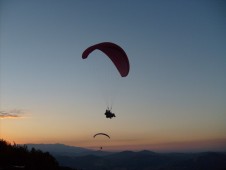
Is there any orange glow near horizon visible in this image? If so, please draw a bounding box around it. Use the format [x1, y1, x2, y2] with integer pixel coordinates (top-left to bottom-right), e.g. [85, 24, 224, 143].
[1, 116, 226, 153]
[2, 132, 225, 152]
[81, 138, 226, 152]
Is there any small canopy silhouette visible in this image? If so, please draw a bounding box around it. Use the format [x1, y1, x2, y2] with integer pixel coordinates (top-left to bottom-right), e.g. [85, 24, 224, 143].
[93, 133, 110, 139]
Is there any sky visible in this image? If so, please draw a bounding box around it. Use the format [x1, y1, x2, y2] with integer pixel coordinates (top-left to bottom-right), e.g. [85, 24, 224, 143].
[0, 0, 226, 152]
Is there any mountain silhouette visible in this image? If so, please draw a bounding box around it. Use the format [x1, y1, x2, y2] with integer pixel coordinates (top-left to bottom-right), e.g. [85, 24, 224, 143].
[26, 143, 112, 156]
[23, 143, 226, 170]
[55, 150, 226, 170]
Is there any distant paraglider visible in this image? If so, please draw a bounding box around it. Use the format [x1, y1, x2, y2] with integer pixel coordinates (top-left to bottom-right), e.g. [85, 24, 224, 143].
[93, 133, 110, 139]
[93, 133, 110, 150]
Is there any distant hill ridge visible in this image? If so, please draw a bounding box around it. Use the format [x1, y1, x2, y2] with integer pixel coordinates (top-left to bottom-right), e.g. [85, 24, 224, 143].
[26, 143, 91, 153]
[26, 143, 113, 156]
[25, 143, 226, 170]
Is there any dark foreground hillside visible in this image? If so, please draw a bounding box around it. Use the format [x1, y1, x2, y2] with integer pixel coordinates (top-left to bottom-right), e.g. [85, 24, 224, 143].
[2, 140, 226, 170]
[0, 139, 76, 170]
[55, 150, 226, 170]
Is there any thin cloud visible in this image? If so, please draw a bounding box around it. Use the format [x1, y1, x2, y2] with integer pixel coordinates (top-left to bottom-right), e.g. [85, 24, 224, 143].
[0, 109, 25, 119]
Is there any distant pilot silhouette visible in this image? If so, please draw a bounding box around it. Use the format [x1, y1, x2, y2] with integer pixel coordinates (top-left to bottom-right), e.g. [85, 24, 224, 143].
[105, 109, 116, 119]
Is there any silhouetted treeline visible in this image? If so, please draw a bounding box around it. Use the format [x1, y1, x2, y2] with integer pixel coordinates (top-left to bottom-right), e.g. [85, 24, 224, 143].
[0, 139, 77, 170]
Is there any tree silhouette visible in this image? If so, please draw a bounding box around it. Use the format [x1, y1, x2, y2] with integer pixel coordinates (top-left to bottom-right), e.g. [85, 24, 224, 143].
[0, 139, 77, 170]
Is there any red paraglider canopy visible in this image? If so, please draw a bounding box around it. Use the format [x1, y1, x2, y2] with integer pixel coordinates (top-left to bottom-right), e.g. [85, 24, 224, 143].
[82, 42, 130, 77]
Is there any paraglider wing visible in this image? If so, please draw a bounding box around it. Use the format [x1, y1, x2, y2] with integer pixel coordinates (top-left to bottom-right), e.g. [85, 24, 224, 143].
[82, 42, 130, 77]
[93, 133, 110, 139]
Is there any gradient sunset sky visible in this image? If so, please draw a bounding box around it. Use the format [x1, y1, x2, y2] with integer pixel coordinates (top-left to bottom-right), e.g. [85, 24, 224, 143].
[0, 0, 226, 152]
